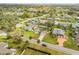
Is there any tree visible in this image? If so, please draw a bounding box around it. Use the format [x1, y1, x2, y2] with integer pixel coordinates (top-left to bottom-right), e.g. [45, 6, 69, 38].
[9, 30, 23, 43]
[0, 15, 17, 32]
[37, 40, 40, 44]
[21, 12, 30, 18]
[29, 36, 33, 40]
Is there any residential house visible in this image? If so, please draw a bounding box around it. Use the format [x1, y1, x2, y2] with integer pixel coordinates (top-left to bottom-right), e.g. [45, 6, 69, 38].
[33, 25, 41, 34]
[52, 28, 65, 36]
[54, 21, 71, 27]
[72, 23, 79, 29]
[39, 19, 48, 24]
[63, 14, 72, 19]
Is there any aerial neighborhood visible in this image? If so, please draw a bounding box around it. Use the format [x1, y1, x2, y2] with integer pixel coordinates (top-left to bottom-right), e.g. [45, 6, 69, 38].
[0, 4, 79, 55]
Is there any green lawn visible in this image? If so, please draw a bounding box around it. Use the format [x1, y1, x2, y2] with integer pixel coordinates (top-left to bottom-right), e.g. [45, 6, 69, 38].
[24, 31, 39, 39]
[64, 37, 79, 51]
[64, 29, 79, 50]
[0, 38, 22, 49]
[0, 38, 7, 42]
[43, 34, 57, 44]
[0, 36, 6, 38]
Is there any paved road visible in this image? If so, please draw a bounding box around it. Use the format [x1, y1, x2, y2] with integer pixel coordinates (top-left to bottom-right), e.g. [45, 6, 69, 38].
[27, 39, 79, 55]
[21, 14, 49, 24]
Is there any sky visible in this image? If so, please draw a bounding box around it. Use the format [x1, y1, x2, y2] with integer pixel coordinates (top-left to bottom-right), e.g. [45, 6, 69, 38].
[0, 0, 79, 4]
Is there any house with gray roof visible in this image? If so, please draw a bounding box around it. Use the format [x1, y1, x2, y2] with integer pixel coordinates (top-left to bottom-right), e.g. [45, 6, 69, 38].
[52, 28, 65, 36]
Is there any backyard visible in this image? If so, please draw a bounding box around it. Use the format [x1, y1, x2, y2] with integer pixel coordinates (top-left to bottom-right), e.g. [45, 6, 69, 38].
[24, 31, 39, 39]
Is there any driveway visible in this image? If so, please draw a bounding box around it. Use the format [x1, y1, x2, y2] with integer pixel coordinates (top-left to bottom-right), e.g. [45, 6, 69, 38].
[38, 31, 47, 41]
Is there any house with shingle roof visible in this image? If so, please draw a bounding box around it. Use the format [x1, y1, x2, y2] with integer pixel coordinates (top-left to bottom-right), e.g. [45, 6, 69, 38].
[52, 28, 65, 36]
